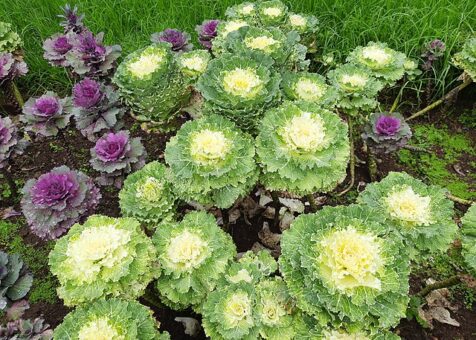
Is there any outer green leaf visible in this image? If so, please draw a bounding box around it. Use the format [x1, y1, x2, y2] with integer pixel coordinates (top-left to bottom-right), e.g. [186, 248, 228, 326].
[452, 36, 476, 81]
[461, 204, 476, 276]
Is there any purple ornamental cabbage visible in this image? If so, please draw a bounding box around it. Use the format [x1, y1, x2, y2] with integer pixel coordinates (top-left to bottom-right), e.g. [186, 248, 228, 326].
[150, 29, 193, 52]
[72, 77, 125, 141]
[21, 91, 72, 137]
[66, 30, 121, 77]
[196, 20, 219, 49]
[21, 166, 101, 240]
[0, 53, 28, 84]
[421, 39, 446, 71]
[90, 130, 147, 188]
[0, 117, 27, 169]
[42, 33, 74, 67]
[362, 112, 412, 153]
[58, 4, 85, 33]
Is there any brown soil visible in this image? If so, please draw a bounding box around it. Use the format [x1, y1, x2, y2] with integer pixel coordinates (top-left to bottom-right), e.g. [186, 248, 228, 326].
[1, 85, 475, 339]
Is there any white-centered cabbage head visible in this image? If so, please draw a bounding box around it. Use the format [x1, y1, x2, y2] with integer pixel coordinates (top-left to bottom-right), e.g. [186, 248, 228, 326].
[222, 68, 263, 98]
[165, 230, 209, 271]
[78, 318, 123, 340]
[224, 292, 252, 327]
[190, 129, 232, 165]
[361, 46, 392, 66]
[135, 177, 163, 202]
[128, 53, 164, 78]
[294, 78, 325, 101]
[281, 112, 327, 152]
[385, 186, 432, 226]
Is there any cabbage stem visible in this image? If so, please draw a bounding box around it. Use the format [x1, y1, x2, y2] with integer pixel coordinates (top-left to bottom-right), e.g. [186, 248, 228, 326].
[446, 193, 474, 206]
[417, 275, 461, 297]
[337, 118, 355, 196]
[271, 191, 280, 227]
[367, 148, 378, 182]
[406, 76, 472, 121]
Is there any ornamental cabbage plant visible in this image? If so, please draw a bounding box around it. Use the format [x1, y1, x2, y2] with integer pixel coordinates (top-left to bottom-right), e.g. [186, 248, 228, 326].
[0, 116, 27, 169]
[0, 22, 22, 53]
[48, 215, 158, 306]
[90, 130, 147, 188]
[282, 71, 337, 107]
[119, 161, 176, 227]
[21, 166, 100, 240]
[202, 251, 307, 340]
[256, 101, 350, 195]
[279, 204, 411, 329]
[357, 172, 458, 258]
[347, 42, 407, 86]
[221, 26, 308, 71]
[225, 2, 257, 22]
[153, 211, 236, 309]
[327, 63, 383, 116]
[113, 43, 190, 130]
[72, 77, 125, 141]
[460, 204, 476, 276]
[0, 251, 33, 312]
[150, 29, 193, 53]
[0, 317, 52, 340]
[21, 92, 72, 137]
[54, 298, 170, 340]
[0, 53, 28, 85]
[177, 50, 211, 80]
[165, 114, 258, 208]
[197, 52, 281, 133]
[196, 19, 220, 49]
[257, 0, 288, 27]
[284, 13, 319, 53]
[211, 20, 250, 55]
[453, 36, 476, 81]
[362, 112, 412, 153]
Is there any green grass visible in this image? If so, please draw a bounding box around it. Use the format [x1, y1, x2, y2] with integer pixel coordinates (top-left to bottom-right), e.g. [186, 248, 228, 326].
[1, 0, 475, 97]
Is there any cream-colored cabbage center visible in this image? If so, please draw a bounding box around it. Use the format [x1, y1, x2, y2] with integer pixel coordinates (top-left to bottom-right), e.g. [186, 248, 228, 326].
[136, 177, 163, 202]
[224, 292, 252, 326]
[128, 54, 164, 78]
[260, 298, 287, 325]
[319, 227, 384, 293]
[263, 7, 282, 17]
[223, 68, 263, 98]
[295, 78, 325, 101]
[289, 14, 307, 27]
[245, 36, 279, 51]
[385, 186, 432, 226]
[190, 129, 231, 165]
[240, 4, 255, 15]
[221, 21, 248, 37]
[66, 225, 131, 283]
[78, 318, 123, 340]
[181, 55, 207, 73]
[361, 46, 391, 66]
[282, 112, 327, 152]
[324, 330, 370, 340]
[341, 74, 368, 88]
[166, 230, 208, 270]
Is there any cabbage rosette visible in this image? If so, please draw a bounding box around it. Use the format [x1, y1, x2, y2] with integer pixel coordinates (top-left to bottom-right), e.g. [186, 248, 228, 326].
[48, 215, 158, 306]
[452, 36, 476, 81]
[164, 114, 258, 208]
[256, 101, 350, 195]
[113, 43, 190, 129]
[153, 211, 236, 309]
[461, 204, 476, 276]
[211, 20, 250, 55]
[284, 13, 319, 53]
[119, 161, 176, 227]
[196, 52, 281, 133]
[327, 63, 383, 116]
[53, 298, 170, 340]
[225, 2, 258, 23]
[177, 49, 211, 79]
[282, 71, 337, 107]
[357, 172, 457, 257]
[0, 22, 22, 53]
[280, 204, 411, 329]
[257, 0, 289, 27]
[346, 42, 407, 85]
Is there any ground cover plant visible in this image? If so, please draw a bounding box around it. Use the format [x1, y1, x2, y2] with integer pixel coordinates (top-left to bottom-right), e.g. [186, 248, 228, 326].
[0, 1, 475, 339]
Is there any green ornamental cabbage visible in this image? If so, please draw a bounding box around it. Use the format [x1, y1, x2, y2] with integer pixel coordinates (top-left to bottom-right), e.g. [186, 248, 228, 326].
[452, 36, 476, 81]
[357, 172, 457, 258]
[153, 211, 236, 309]
[222, 26, 308, 71]
[212, 20, 250, 55]
[113, 43, 190, 130]
[461, 204, 476, 276]
[177, 49, 211, 80]
[257, 0, 289, 27]
[119, 161, 176, 227]
[197, 52, 281, 133]
[256, 101, 350, 195]
[284, 13, 319, 53]
[48, 215, 158, 306]
[346, 42, 407, 85]
[202, 251, 306, 340]
[327, 63, 383, 116]
[165, 114, 258, 208]
[282, 71, 337, 107]
[0, 22, 22, 53]
[280, 205, 410, 329]
[53, 298, 170, 340]
[225, 2, 258, 23]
